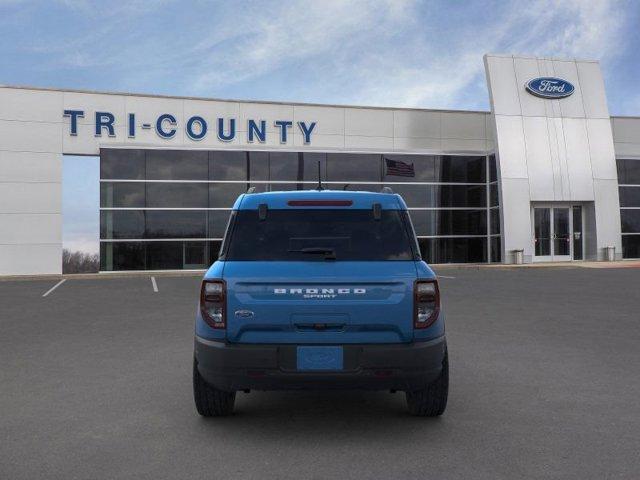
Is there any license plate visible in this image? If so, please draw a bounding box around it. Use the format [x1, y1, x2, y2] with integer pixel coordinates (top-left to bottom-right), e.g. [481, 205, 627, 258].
[296, 346, 343, 371]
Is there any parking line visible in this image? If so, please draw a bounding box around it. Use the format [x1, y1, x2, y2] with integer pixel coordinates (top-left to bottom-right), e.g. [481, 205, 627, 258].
[151, 276, 158, 292]
[42, 279, 66, 297]
[438, 275, 456, 279]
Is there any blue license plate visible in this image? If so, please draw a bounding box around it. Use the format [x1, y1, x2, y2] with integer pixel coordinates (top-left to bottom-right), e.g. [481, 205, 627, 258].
[296, 346, 343, 371]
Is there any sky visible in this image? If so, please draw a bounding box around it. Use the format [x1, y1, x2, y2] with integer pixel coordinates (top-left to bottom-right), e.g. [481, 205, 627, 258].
[2, 0, 640, 254]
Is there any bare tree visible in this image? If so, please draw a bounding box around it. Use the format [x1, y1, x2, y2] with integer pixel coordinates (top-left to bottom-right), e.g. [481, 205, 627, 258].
[62, 249, 99, 274]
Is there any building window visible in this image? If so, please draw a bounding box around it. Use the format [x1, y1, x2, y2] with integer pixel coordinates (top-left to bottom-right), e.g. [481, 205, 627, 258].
[617, 158, 640, 258]
[99, 149, 502, 270]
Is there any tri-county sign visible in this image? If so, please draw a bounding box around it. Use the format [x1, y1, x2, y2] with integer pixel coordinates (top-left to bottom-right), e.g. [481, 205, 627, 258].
[62, 110, 317, 144]
[525, 77, 575, 99]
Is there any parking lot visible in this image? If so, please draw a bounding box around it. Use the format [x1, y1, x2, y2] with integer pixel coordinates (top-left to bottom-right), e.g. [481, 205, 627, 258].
[1, 266, 640, 479]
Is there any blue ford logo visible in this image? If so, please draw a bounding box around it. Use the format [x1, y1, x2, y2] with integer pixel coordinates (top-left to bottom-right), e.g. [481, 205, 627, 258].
[525, 77, 575, 99]
[234, 310, 254, 318]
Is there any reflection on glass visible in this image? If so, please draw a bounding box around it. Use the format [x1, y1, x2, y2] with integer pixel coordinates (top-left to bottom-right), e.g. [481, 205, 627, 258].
[100, 183, 145, 208]
[621, 210, 640, 233]
[146, 211, 206, 238]
[146, 183, 208, 208]
[418, 237, 487, 263]
[572, 206, 583, 260]
[209, 183, 247, 207]
[146, 150, 207, 180]
[490, 237, 501, 263]
[208, 210, 232, 238]
[534, 208, 551, 256]
[269, 152, 300, 181]
[619, 186, 640, 207]
[409, 210, 486, 236]
[100, 242, 146, 270]
[553, 208, 570, 256]
[183, 242, 207, 268]
[622, 235, 640, 259]
[210, 151, 247, 180]
[326, 153, 381, 182]
[100, 211, 144, 239]
[489, 154, 497, 182]
[100, 149, 145, 179]
[617, 159, 640, 185]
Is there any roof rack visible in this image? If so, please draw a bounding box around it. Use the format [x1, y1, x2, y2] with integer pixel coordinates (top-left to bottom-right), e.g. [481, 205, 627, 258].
[380, 186, 394, 194]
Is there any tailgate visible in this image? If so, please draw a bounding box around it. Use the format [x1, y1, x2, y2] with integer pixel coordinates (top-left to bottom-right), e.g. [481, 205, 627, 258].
[223, 261, 417, 344]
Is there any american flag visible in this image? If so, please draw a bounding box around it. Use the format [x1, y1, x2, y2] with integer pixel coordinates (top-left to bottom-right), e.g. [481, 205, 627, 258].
[385, 157, 415, 177]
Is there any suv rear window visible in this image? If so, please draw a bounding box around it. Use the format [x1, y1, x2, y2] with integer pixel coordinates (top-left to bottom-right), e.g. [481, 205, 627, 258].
[223, 209, 417, 261]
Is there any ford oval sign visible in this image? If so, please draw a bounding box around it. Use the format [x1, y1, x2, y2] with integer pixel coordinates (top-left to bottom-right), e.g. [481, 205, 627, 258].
[526, 77, 575, 99]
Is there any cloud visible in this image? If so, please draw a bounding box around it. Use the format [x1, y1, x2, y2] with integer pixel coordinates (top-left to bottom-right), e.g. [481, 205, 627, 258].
[5, 0, 633, 112]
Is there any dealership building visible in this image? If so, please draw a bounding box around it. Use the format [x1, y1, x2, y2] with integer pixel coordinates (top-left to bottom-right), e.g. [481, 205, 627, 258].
[1, 53, 640, 275]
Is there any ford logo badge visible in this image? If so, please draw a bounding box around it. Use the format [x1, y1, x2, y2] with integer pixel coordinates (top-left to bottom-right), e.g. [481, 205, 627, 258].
[525, 77, 575, 99]
[234, 310, 254, 318]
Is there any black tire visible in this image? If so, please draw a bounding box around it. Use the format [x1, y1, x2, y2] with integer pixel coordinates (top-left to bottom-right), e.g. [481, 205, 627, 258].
[193, 358, 236, 417]
[405, 348, 449, 417]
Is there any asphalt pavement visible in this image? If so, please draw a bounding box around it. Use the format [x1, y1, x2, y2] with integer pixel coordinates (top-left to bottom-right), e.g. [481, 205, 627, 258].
[1, 266, 639, 479]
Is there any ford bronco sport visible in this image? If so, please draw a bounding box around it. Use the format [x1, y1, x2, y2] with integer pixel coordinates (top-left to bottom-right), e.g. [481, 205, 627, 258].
[193, 189, 448, 416]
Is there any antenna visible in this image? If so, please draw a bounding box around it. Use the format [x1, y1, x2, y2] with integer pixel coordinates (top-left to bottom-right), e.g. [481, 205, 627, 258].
[317, 160, 324, 191]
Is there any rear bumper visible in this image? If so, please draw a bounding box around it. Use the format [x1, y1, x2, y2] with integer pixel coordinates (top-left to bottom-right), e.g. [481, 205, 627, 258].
[194, 336, 446, 392]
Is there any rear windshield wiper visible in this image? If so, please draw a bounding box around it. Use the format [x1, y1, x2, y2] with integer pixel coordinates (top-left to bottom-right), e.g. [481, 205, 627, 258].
[287, 247, 337, 260]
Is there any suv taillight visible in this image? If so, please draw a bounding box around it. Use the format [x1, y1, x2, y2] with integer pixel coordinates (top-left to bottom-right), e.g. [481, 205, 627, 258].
[200, 280, 226, 329]
[414, 280, 440, 329]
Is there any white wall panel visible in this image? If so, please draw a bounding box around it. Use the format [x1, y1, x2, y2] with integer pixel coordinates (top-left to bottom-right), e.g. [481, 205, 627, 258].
[393, 110, 440, 139]
[294, 105, 344, 136]
[494, 115, 528, 178]
[562, 118, 594, 200]
[64, 123, 127, 155]
[552, 60, 585, 119]
[393, 137, 441, 151]
[484, 55, 520, 115]
[522, 116, 555, 200]
[344, 108, 393, 138]
[0, 244, 61, 275]
[0, 214, 61, 244]
[593, 179, 622, 259]
[0, 151, 61, 182]
[0, 182, 61, 214]
[544, 117, 564, 200]
[440, 138, 487, 152]
[587, 118, 618, 179]
[613, 142, 640, 158]
[611, 117, 640, 144]
[0, 88, 63, 123]
[441, 112, 486, 139]
[576, 62, 610, 119]
[500, 178, 534, 261]
[344, 135, 394, 150]
[0, 120, 62, 153]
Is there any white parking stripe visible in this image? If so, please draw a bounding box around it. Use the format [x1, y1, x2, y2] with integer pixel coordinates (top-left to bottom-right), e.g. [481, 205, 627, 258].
[42, 279, 66, 297]
[438, 275, 456, 279]
[151, 276, 158, 292]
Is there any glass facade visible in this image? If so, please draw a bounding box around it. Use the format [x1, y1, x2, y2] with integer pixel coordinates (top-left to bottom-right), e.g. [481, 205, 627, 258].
[100, 149, 502, 270]
[617, 158, 640, 258]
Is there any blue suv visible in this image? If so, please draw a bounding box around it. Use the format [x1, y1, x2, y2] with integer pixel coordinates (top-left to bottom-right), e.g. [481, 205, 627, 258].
[193, 189, 448, 416]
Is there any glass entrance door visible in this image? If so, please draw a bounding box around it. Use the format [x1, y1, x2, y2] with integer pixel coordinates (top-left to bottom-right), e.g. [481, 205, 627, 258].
[533, 206, 582, 262]
[552, 208, 571, 261]
[534, 208, 552, 261]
